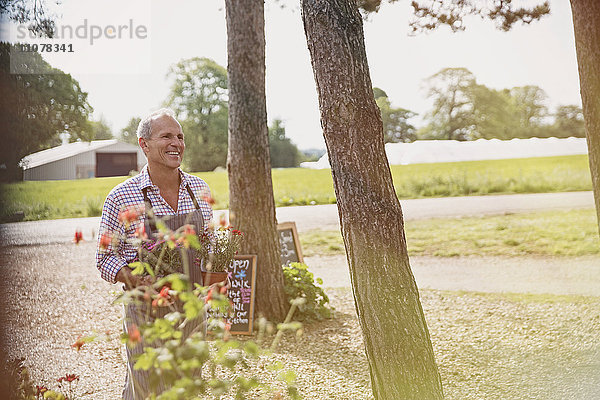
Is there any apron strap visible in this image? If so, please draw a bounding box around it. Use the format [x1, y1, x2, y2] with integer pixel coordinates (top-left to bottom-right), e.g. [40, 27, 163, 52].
[142, 184, 201, 232]
[186, 185, 201, 210]
[141, 187, 158, 233]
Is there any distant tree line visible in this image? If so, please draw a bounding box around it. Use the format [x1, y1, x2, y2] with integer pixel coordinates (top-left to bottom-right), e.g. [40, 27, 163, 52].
[375, 67, 585, 144]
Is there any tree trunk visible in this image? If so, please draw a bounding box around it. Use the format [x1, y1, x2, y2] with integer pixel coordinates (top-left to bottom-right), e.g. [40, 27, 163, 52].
[300, 1, 444, 399]
[571, 0, 600, 233]
[225, 0, 288, 321]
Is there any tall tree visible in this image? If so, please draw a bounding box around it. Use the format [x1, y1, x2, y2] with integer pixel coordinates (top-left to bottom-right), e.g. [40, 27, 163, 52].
[164, 57, 229, 172]
[90, 116, 114, 140]
[373, 88, 417, 143]
[120, 117, 142, 145]
[0, 42, 92, 181]
[509, 85, 548, 136]
[269, 119, 301, 168]
[301, 1, 443, 398]
[570, 0, 600, 232]
[552, 105, 585, 138]
[422, 67, 476, 140]
[0, 0, 55, 36]
[301, 0, 552, 398]
[225, 0, 288, 320]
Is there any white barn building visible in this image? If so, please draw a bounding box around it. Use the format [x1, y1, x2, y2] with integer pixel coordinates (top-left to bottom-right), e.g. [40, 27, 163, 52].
[21, 140, 146, 181]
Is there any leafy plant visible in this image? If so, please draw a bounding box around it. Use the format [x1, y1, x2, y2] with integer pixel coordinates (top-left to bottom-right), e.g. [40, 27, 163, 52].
[98, 211, 302, 398]
[282, 262, 332, 321]
[2, 358, 36, 400]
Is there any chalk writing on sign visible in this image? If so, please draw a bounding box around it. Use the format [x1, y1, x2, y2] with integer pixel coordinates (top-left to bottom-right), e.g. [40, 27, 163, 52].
[225, 255, 256, 334]
[277, 222, 304, 266]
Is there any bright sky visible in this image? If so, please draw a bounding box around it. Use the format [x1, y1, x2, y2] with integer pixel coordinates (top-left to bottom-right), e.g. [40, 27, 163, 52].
[1, 0, 581, 150]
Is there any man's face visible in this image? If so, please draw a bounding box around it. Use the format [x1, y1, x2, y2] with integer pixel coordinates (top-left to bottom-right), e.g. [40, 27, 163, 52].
[140, 115, 185, 170]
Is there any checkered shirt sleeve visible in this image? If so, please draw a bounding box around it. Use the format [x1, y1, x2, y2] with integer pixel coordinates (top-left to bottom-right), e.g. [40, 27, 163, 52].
[95, 168, 213, 284]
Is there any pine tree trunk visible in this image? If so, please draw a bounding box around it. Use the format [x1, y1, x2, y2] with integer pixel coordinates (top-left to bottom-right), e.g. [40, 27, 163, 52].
[301, 1, 444, 398]
[225, 0, 288, 321]
[571, 0, 600, 233]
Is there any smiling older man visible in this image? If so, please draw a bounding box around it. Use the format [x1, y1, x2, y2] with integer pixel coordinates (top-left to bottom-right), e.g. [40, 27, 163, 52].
[96, 108, 213, 399]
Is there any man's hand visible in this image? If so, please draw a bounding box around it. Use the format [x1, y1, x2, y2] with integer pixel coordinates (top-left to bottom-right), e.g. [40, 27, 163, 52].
[116, 267, 154, 290]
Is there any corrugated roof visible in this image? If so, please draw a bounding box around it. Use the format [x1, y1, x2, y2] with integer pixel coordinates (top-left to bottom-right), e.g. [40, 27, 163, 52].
[20, 139, 139, 169]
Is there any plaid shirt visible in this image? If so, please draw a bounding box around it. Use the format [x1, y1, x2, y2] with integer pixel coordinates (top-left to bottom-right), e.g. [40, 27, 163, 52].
[96, 165, 213, 283]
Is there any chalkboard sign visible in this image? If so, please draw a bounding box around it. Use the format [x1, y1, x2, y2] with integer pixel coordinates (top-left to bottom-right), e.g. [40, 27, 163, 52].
[277, 222, 304, 266]
[225, 255, 257, 335]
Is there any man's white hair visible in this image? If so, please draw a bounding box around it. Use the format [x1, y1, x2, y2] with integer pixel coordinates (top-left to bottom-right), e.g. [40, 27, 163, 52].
[136, 108, 178, 140]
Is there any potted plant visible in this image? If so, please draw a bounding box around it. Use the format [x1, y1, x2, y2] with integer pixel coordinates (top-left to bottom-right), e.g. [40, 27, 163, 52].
[198, 226, 244, 285]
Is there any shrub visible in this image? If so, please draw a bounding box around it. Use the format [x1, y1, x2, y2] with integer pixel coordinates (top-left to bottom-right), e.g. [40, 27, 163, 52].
[282, 262, 333, 321]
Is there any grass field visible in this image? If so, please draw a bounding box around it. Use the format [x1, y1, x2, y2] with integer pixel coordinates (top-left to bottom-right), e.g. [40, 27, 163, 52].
[300, 208, 600, 257]
[0, 155, 592, 222]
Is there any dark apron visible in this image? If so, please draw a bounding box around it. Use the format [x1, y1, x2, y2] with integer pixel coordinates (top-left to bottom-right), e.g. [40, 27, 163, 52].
[122, 186, 206, 400]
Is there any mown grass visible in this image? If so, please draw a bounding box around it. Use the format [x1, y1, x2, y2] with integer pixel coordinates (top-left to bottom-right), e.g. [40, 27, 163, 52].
[300, 208, 600, 257]
[0, 155, 592, 222]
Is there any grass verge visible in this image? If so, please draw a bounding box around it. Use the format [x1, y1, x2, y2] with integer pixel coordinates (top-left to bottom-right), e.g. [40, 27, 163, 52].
[0, 155, 592, 222]
[300, 208, 600, 257]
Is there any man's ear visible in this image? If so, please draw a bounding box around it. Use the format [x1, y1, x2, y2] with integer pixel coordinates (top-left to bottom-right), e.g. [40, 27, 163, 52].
[139, 137, 148, 153]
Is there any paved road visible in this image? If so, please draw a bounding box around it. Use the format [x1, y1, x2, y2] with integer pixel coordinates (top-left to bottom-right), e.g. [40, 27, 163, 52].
[0, 191, 594, 246]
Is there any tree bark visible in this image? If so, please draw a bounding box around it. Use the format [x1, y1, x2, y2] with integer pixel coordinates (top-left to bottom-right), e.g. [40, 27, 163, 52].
[301, 1, 443, 398]
[225, 0, 288, 321]
[571, 0, 600, 233]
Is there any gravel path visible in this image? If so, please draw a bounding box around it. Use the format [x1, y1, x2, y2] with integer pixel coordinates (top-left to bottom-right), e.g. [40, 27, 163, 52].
[1, 241, 599, 399]
[305, 255, 600, 296]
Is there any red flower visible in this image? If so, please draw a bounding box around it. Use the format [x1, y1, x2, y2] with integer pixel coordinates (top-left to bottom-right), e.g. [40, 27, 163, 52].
[134, 224, 147, 239]
[36, 385, 48, 395]
[71, 336, 85, 351]
[152, 286, 172, 308]
[99, 232, 112, 249]
[219, 214, 228, 227]
[183, 224, 196, 236]
[159, 286, 170, 298]
[205, 288, 215, 303]
[73, 230, 83, 244]
[119, 205, 142, 224]
[203, 195, 216, 206]
[128, 324, 141, 344]
[64, 374, 79, 383]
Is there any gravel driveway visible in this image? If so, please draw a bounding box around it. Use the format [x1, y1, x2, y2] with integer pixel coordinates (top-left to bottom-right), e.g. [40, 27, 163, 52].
[1, 242, 598, 400]
[0, 191, 598, 398]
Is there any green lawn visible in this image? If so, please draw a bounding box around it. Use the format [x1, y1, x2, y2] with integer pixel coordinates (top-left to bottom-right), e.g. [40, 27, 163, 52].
[0, 155, 592, 222]
[300, 208, 600, 257]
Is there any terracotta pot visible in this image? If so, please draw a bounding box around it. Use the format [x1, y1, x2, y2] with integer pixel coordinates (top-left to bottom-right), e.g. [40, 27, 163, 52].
[201, 271, 228, 286]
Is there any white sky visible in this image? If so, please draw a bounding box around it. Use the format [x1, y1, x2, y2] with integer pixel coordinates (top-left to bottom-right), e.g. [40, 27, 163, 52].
[1, 0, 581, 150]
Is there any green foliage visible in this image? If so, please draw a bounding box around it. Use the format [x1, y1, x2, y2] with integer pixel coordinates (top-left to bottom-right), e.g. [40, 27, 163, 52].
[269, 119, 301, 167]
[164, 57, 228, 172]
[119, 117, 142, 145]
[373, 87, 418, 143]
[1, 358, 36, 400]
[550, 105, 585, 138]
[0, 155, 592, 222]
[112, 253, 302, 398]
[89, 116, 113, 140]
[0, 42, 93, 181]
[282, 262, 332, 321]
[421, 67, 477, 140]
[420, 67, 581, 141]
